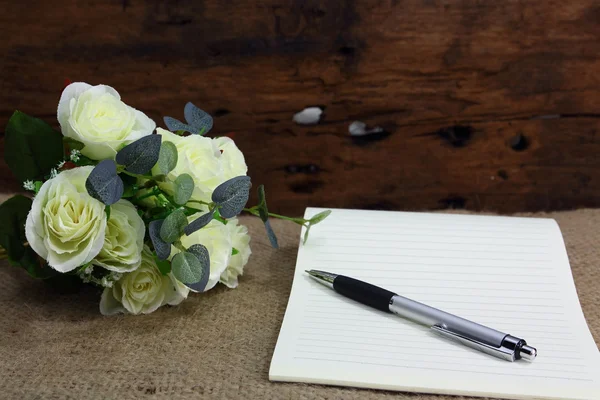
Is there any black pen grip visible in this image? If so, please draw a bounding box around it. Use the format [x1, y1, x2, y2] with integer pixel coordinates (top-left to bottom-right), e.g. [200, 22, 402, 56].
[333, 275, 396, 313]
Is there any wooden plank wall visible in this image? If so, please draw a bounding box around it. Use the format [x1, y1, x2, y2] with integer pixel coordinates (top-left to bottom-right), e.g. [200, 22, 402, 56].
[1, 0, 599, 215]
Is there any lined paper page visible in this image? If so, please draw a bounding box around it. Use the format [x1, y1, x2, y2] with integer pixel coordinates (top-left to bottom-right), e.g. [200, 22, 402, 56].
[269, 208, 600, 400]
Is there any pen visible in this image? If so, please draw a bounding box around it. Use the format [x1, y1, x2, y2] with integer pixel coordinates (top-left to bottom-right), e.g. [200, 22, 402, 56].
[306, 270, 537, 362]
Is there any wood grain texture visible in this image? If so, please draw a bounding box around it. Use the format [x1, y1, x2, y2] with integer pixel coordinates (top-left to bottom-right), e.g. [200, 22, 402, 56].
[1, 0, 599, 215]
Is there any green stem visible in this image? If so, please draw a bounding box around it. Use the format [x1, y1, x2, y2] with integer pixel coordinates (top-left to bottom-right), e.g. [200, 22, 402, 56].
[174, 241, 186, 252]
[187, 199, 211, 206]
[134, 188, 161, 201]
[243, 208, 305, 224]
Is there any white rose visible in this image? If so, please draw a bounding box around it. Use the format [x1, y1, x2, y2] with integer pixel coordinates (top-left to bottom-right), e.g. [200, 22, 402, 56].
[100, 246, 190, 315]
[58, 82, 156, 160]
[153, 128, 248, 203]
[92, 200, 145, 273]
[213, 136, 248, 180]
[219, 218, 251, 288]
[25, 166, 106, 273]
[176, 215, 232, 292]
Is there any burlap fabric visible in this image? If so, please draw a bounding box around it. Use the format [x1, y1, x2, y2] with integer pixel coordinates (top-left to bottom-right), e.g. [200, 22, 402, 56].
[1, 204, 598, 400]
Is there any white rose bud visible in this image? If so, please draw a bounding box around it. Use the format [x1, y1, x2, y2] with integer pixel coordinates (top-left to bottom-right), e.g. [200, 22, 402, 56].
[25, 166, 107, 273]
[92, 200, 145, 273]
[219, 218, 251, 289]
[176, 216, 232, 292]
[58, 82, 156, 160]
[100, 246, 190, 315]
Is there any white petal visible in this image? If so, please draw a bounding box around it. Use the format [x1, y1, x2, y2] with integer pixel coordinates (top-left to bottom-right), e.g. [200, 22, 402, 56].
[99, 287, 126, 316]
[57, 82, 92, 130]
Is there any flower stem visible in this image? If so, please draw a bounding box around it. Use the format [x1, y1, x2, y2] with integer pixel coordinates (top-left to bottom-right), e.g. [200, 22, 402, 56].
[243, 208, 305, 225]
[134, 188, 161, 201]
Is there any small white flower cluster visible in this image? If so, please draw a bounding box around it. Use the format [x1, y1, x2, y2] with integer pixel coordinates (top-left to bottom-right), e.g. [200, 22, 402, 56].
[22, 180, 35, 191]
[78, 264, 122, 288]
[70, 149, 81, 162]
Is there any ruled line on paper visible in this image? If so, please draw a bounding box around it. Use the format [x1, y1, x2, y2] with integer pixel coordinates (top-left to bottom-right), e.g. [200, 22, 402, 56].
[292, 356, 594, 382]
[293, 344, 586, 372]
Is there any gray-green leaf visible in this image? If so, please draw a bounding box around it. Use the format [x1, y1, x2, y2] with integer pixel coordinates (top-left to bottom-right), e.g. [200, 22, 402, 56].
[160, 209, 188, 243]
[185, 244, 210, 291]
[149, 219, 171, 260]
[212, 176, 251, 218]
[157, 141, 178, 175]
[171, 251, 202, 284]
[265, 219, 279, 249]
[184, 209, 215, 236]
[85, 159, 124, 205]
[184, 102, 213, 135]
[115, 134, 162, 174]
[164, 117, 195, 134]
[173, 173, 194, 205]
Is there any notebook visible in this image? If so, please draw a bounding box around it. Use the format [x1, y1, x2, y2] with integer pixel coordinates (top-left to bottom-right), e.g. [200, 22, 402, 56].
[269, 207, 600, 400]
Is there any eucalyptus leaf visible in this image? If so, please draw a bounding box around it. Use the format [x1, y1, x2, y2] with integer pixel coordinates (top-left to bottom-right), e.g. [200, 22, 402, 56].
[185, 244, 211, 292]
[164, 116, 194, 134]
[115, 134, 161, 174]
[264, 219, 279, 249]
[85, 160, 124, 205]
[211, 176, 251, 218]
[303, 225, 311, 244]
[4, 111, 64, 182]
[256, 184, 269, 222]
[184, 209, 215, 236]
[184, 102, 213, 135]
[157, 141, 178, 175]
[309, 210, 331, 225]
[173, 173, 194, 205]
[171, 251, 202, 284]
[160, 209, 188, 243]
[149, 219, 171, 260]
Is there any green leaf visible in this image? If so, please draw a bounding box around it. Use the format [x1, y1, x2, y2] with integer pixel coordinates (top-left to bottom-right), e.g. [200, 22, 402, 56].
[212, 176, 251, 218]
[173, 173, 194, 205]
[256, 184, 269, 222]
[156, 141, 178, 175]
[0, 195, 32, 260]
[171, 251, 203, 284]
[160, 209, 187, 243]
[309, 210, 331, 225]
[105, 205, 111, 220]
[155, 255, 171, 275]
[4, 111, 64, 181]
[85, 160, 124, 205]
[115, 134, 162, 175]
[303, 225, 311, 244]
[16, 248, 58, 280]
[63, 136, 84, 151]
[231, 247, 239, 256]
[149, 219, 170, 260]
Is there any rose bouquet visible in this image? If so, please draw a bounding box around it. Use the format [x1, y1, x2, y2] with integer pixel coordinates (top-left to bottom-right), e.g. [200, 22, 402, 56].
[0, 82, 330, 315]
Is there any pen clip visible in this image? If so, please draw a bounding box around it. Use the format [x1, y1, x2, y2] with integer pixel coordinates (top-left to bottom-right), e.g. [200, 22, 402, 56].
[431, 325, 517, 362]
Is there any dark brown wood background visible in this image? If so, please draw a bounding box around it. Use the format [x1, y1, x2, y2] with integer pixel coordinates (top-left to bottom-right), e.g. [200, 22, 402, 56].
[1, 0, 600, 215]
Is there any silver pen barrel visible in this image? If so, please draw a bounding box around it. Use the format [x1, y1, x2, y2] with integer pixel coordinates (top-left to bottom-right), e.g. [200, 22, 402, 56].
[389, 294, 506, 347]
